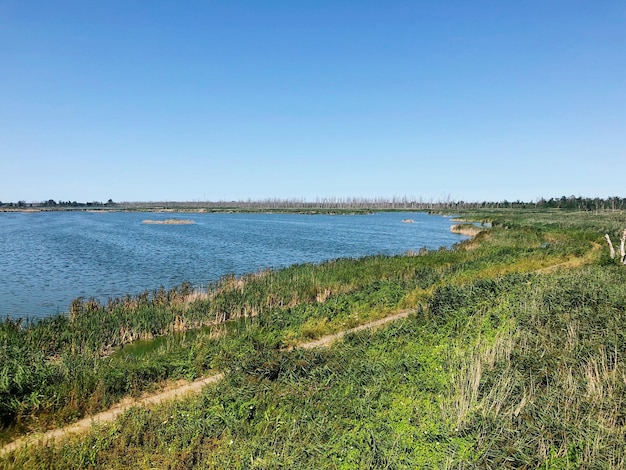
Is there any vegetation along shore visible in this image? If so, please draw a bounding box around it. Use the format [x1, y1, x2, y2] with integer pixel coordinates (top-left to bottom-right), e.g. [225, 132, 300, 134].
[2, 208, 626, 468]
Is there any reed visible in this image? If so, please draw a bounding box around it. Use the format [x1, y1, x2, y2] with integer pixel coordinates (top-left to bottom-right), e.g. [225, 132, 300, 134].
[2, 208, 626, 468]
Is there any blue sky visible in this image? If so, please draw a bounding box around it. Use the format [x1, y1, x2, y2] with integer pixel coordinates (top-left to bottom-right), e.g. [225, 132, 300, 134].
[1, 1, 624, 203]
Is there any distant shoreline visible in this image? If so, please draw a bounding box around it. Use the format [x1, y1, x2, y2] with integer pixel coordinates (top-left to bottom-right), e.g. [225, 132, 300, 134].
[0, 207, 378, 215]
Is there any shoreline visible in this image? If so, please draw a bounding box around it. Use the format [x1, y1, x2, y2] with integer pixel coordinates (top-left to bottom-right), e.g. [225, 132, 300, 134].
[1, 211, 460, 321]
[450, 223, 484, 237]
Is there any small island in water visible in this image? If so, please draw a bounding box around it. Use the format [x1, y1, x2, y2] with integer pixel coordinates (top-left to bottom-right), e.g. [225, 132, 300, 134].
[142, 219, 195, 225]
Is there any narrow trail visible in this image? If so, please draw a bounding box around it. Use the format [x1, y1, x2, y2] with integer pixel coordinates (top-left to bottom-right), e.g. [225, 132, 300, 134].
[532, 242, 601, 274]
[0, 310, 413, 456]
[297, 310, 412, 350]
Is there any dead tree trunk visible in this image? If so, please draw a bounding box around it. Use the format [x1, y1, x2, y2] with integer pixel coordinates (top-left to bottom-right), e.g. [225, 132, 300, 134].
[605, 231, 626, 264]
[606, 234, 616, 259]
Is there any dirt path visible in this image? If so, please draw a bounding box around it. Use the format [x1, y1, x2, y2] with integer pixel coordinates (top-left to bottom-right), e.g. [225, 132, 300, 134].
[297, 310, 412, 349]
[0, 310, 414, 456]
[0, 374, 226, 456]
[532, 242, 601, 274]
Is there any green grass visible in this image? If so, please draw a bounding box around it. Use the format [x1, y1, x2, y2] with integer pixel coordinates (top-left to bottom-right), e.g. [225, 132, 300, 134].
[2, 208, 626, 468]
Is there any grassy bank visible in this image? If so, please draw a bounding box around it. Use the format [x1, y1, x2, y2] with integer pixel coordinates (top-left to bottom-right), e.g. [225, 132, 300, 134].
[2, 209, 626, 468]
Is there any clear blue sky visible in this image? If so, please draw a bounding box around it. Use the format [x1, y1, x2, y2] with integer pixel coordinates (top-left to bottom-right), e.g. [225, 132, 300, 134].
[1, 1, 624, 203]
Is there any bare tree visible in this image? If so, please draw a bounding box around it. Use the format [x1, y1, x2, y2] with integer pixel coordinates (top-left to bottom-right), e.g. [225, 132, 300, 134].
[605, 230, 626, 264]
[605, 234, 616, 259]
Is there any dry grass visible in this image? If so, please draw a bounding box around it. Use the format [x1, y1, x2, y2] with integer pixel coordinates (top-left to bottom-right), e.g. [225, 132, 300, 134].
[450, 224, 483, 237]
[445, 325, 515, 430]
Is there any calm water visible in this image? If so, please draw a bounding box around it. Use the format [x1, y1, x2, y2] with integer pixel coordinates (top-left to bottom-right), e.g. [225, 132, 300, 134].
[0, 211, 465, 319]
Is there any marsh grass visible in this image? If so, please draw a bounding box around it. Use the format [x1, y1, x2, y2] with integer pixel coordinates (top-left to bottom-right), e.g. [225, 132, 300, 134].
[2, 208, 626, 468]
[442, 266, 626, 468]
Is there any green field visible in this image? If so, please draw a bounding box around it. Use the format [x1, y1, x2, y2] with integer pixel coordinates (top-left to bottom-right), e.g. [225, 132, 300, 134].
[2, 209, 626, 468]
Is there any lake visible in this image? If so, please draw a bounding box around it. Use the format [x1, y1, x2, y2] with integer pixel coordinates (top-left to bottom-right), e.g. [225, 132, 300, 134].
[0, 211, 466, 319]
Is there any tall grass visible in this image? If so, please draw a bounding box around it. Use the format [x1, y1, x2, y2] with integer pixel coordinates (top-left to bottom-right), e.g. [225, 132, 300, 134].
[442, 267, 626, 468]
[9, 264, 625, 468]
[2, 208, 626, 468]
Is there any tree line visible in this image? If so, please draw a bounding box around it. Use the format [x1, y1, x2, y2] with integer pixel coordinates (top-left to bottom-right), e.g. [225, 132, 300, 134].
[0, 199, 116, 209]
[0, 196, 624, 211]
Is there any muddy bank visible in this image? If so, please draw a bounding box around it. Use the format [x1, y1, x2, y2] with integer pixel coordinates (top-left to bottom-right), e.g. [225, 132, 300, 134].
[450, 224, 483, 237]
